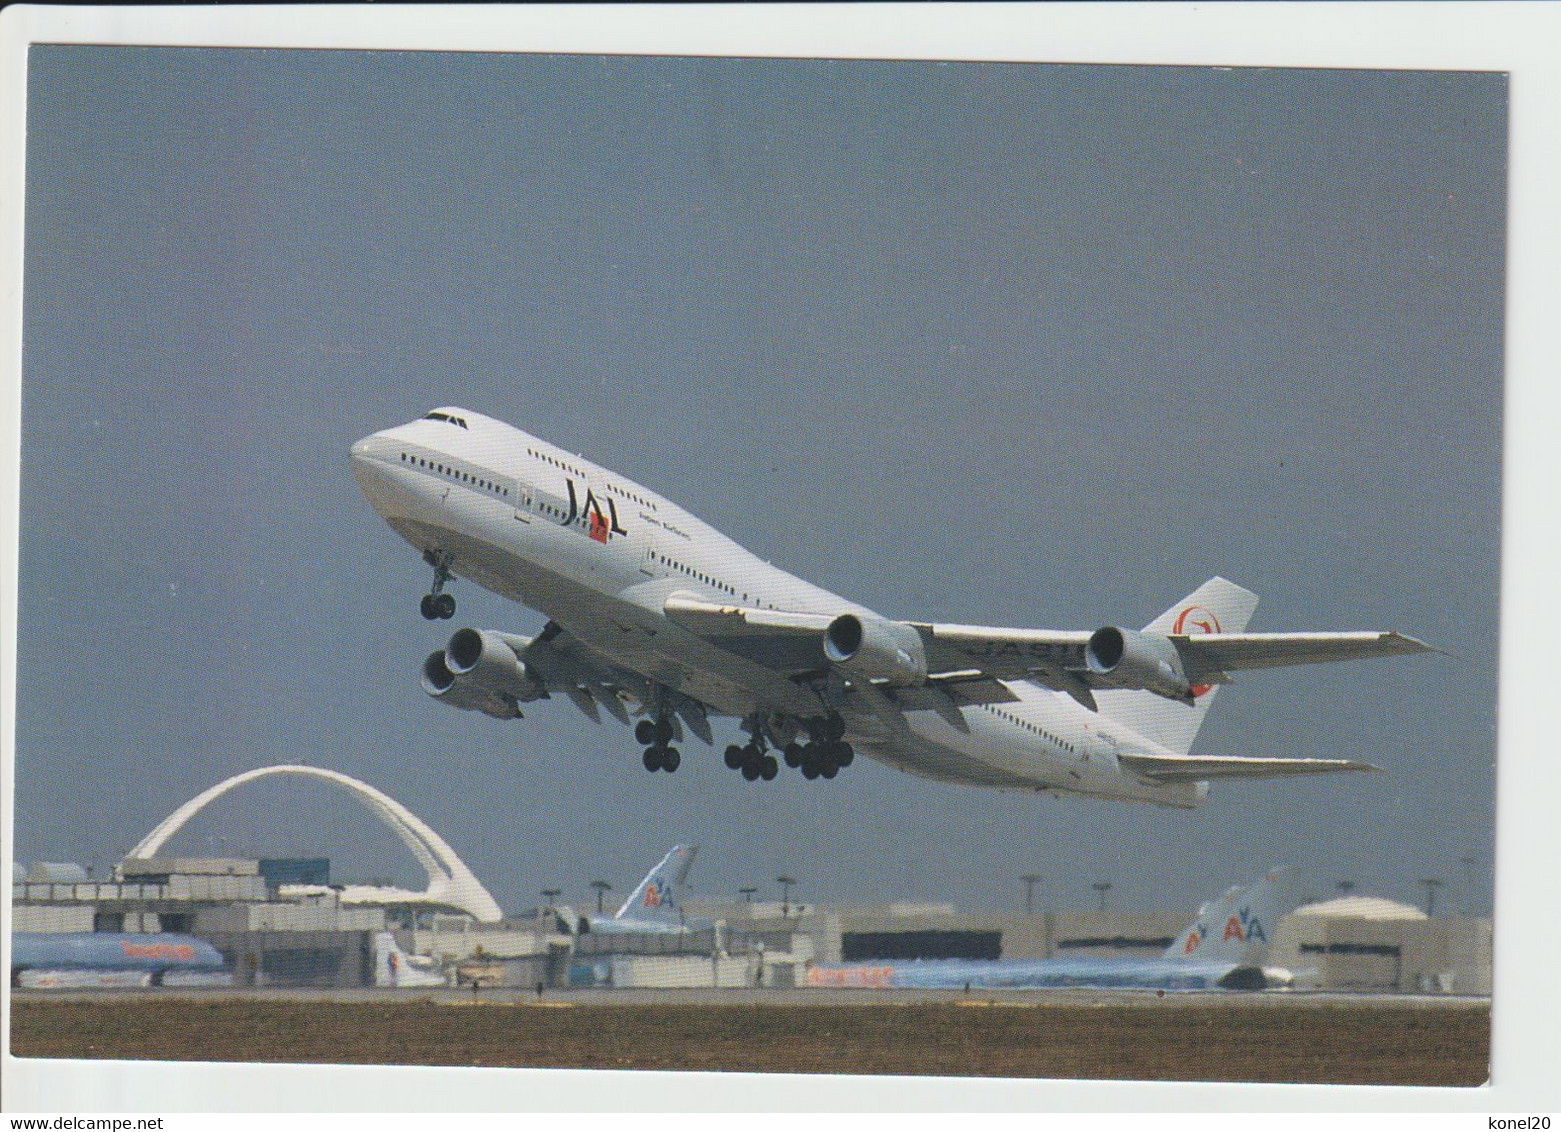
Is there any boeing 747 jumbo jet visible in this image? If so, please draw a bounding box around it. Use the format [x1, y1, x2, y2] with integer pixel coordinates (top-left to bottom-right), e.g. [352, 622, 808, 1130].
[352, 409, 1431, 806]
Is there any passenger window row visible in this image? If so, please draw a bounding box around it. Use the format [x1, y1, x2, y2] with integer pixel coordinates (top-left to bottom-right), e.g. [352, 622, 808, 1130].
[650, 550, 739, 598]
[989, 706, 1076, 753]
[526, 446, 588, 480]
[400, 452, 508, 497]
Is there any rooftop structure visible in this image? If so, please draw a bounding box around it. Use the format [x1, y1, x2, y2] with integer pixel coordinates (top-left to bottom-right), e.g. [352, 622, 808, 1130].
[124, 764, 502, 922]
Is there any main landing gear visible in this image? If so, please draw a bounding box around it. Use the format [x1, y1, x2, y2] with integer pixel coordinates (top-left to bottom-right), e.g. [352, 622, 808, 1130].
[419, 551, 456, 620]
[724, 740, 779, 782]
[723, 713, 851, 783]
[636, 716, 680, 773]
[786, 713, 855, 780]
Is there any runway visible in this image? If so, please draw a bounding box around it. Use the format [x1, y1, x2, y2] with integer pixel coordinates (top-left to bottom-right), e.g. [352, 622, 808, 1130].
[10, 983, 1490, 1009]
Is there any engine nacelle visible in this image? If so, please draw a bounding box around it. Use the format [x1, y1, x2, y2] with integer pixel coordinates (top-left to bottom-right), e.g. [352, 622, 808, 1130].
[444, 628, 545, 703]
[420, 650, 522, 720]
[823, 612, 927, 686]
[1084, 627, 1192, 702]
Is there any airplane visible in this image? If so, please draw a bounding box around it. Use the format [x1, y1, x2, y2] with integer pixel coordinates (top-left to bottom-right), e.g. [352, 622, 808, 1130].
[555, 845, 703, 935]
[351, 408, 1432, 806]
[10, 932, 229, 988]
[373, 932, 448, 987]
[804, 867, 1300, 991]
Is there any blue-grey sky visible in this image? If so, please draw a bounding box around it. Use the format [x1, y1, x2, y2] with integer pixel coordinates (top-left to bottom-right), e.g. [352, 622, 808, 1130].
[14, 47, 1502, 918]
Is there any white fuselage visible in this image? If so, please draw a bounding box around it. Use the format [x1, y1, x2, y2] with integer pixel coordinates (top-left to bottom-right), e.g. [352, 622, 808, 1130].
[351, 409, 1205, 806]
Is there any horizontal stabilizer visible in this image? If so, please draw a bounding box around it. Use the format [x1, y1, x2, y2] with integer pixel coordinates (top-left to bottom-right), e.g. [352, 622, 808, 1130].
[1118, 752, 1382, 781]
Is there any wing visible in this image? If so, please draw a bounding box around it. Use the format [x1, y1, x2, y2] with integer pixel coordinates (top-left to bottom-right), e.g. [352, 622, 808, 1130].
[915, 625, 1431, 681]
[1174, 631, 1433, 678]
[516, 624, 717, 742]
[661, 589, 1433, 710]
[1117, 752, 1383, 781]
[662, 593, 1021, 712]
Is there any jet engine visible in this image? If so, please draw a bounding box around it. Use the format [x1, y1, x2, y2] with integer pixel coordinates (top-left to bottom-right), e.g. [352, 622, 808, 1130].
[823, 612, 927, 685]
[443, 628, 546, 703]
[420, 651, 522, 719]
[1084, 627, 1193, 703]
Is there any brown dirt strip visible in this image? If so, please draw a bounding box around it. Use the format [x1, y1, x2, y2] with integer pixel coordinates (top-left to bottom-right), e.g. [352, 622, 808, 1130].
[9, 998, 1490, 1086]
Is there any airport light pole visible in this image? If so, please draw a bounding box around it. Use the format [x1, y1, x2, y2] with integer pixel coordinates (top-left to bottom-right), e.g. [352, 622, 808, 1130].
[1092, 881, 1112, 913]
[1336, 880, 1356, 898]
[1020, 874, 1042, 916]
[777, 875, 797, 917]
[591, 880, 612, 914]
[739, 887, 758, 903]
[1418, 877, 1444, 917]
[541, 887, 562, 913]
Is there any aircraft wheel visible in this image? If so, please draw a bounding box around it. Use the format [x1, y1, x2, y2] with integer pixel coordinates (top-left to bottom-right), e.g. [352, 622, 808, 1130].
[643, 746, 662, 772]
[653, 718, 674, 745]
[419, 595, 438, 620]
[724, 744, 745, 770]
[782, 742, 805, 768]
[835, 741, 855, 768]
[820, 760, 839, 779]
[636, 720, 658, 746]
[801, 762, 821, 780]
[663, 746, 681, 772]
[741, 760, 761, 782]
[435, 593, 456, 619]
[760, 755, 779, 781]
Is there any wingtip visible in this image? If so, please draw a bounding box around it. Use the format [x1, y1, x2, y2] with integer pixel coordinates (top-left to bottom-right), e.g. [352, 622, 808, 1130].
[1392, 632, 1457, 662]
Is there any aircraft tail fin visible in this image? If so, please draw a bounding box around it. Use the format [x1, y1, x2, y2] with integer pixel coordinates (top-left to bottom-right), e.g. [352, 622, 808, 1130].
[613, 845, 699, 926]
[1093, 577, 1259, 754]
[374, 932, 446, 987]
[1164, 867, 1298, 965]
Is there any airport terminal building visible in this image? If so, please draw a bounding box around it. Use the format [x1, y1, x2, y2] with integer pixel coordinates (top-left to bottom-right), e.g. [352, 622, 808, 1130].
[13, 856, 1492, 995]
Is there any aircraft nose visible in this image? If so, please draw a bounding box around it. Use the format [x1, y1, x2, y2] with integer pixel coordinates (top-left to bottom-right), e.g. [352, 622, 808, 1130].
[350, 431, 404, 512]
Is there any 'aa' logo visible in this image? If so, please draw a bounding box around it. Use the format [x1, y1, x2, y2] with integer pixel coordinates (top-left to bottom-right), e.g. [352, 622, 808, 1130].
[1172, 605, 1222, 697]
[643, 881, 665, 908]
[1221, 905, 1267, 944]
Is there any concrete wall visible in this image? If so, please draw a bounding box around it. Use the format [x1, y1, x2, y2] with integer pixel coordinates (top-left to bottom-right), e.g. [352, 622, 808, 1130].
[608, 954, 758, 989]
[11, 904, 94, 933]
[195, 903, 386, 933]
[410, 926, 559, 961]
[203, 929, 375, 988]
[1269, 915, 1492, 993]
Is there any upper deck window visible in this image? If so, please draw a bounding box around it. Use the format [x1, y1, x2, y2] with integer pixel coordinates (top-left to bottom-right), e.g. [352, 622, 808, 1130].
[424, 411, 469, 429]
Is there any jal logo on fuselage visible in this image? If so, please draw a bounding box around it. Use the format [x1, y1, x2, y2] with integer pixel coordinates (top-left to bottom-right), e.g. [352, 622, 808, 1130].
[564, 479, 629, 544]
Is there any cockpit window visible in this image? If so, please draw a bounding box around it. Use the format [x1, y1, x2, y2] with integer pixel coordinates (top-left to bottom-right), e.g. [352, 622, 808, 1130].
[423, 411, 469, 429]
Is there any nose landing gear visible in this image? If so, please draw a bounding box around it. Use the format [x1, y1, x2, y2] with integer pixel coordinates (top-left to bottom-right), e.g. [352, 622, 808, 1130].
[419, 552, 456, 620]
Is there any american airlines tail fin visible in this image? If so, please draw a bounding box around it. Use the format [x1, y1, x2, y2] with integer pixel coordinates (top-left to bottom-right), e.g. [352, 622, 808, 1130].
[1093, 577, 1259, 754]
[1164, 867, 1297, 966]
[613, 845, 699, 926]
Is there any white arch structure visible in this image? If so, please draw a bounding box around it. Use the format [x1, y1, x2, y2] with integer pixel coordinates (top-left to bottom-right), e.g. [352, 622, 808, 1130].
[126, 765, 503, 922]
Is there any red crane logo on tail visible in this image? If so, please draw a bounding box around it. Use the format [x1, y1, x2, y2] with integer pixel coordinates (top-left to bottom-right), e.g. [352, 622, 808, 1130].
[1172, 605, 1222, 698]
